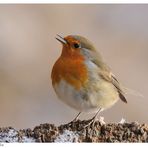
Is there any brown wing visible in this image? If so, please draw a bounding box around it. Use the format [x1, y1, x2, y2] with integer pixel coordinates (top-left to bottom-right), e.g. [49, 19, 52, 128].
[86, 49, 127, 103]
[99, 68, 127, 104]
[111, 74, 127, 103]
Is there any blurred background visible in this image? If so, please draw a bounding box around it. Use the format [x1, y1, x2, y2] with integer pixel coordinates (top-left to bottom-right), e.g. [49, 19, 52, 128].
[0, 4, 148, 129]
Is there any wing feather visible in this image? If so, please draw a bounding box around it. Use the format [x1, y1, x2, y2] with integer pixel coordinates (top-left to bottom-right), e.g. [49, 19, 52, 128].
[90, 50, 127, 103]
[82, 48, 127, 103]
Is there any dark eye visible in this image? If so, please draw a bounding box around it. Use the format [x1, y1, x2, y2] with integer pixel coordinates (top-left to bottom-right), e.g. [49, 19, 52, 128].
[73, 43, 80, 48]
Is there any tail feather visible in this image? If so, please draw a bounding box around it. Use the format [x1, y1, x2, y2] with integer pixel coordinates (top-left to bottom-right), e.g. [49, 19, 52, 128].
[119, 93, 127, 103]
[123, 87, 144, 98]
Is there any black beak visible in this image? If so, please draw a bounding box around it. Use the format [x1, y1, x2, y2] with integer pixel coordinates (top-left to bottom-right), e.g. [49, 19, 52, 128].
[56, 34, 67, 44]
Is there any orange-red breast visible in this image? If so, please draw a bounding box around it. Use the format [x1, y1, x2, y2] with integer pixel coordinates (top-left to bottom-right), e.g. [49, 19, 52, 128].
[51, 35, 127, 125]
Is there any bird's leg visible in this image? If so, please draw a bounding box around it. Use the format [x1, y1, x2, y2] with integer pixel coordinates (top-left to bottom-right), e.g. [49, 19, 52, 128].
[72, 112, 81, 122]
[84, 108, 102, 128]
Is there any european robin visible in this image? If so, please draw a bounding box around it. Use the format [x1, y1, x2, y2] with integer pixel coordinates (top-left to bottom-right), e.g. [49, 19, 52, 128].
[51, 35, 127, 125]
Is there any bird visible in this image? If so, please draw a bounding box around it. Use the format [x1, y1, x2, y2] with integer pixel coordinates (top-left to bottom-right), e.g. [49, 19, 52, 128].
[51, 34, 127, 126]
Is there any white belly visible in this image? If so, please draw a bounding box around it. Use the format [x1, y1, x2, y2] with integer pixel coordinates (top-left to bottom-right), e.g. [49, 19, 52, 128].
[53, 78, 119, 112]
[53, 80, 93, 112]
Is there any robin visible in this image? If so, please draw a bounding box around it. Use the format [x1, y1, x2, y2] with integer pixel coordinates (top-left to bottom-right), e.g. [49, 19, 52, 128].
[51, 34, 127, 126]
